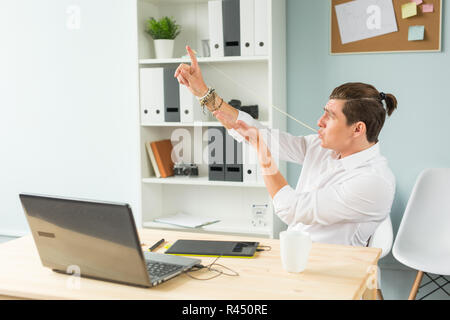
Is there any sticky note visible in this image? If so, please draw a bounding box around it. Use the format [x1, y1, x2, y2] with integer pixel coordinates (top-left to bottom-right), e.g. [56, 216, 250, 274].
[422, 4, 434, 13]
[408, 26, 425, 41]
[411, 0, 423, 5]
[402, 2, 417, 19]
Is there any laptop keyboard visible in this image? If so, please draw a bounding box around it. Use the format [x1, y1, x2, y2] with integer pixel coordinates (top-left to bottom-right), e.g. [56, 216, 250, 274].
[146, 261, 183, 278]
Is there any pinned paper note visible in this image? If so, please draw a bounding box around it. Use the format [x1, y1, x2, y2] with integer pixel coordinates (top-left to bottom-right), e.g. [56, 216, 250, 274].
[335, 0, 398, 44]
[422, 4, 434, 13]
[402, 2, 417, 19]
[411, 0, 423, 5]
[408, 25, 425, 41]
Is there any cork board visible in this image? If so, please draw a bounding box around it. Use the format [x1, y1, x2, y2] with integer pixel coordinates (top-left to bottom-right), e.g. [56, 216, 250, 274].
[331, 0, 442, 54]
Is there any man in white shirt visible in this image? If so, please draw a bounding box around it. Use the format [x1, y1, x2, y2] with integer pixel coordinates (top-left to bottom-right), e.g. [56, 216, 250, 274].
[174, 46, 398, 247]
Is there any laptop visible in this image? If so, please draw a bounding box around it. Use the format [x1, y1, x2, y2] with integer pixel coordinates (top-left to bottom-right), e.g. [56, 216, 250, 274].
[19, 193, 201, 288]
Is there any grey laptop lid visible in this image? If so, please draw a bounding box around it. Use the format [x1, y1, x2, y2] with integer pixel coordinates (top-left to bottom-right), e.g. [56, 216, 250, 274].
[19, 193, 200, 288]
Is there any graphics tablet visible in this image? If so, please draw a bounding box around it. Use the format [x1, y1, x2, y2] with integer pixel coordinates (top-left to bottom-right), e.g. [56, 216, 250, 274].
[165, 239, 259, 258]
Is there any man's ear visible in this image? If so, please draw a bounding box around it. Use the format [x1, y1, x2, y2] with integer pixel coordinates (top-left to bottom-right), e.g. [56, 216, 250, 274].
[353, 121, 366, 137]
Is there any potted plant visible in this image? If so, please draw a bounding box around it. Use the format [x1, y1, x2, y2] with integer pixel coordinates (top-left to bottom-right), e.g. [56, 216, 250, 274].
[146, 16, 181, 59]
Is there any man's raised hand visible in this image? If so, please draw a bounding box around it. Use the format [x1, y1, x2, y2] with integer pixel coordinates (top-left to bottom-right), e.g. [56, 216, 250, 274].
[174, 45, 208, 97]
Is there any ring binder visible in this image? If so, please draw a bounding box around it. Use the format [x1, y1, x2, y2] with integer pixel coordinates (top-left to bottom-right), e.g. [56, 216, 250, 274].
[163, 68, 180, 122]
[254, 0, 269, 56]
[208, 0, 225, 58]
[223, 0, 241, 57]
[140, 68, 165, 124]
[225, 131, 243, 182]
[208, 127, 226, 181]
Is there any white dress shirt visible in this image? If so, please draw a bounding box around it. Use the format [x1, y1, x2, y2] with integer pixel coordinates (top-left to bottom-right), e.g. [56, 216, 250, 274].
[229, 111, 396, 247]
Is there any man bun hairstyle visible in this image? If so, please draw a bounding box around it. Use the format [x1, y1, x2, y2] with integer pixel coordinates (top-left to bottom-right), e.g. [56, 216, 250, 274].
[329, 82, 398, 143]
[383, 93, 398, 117]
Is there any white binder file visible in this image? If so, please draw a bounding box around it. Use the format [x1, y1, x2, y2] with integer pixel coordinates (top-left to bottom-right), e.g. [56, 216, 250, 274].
[256, 164, 264, 183]
[208, 0, 225, 58]
[179, 85, 194, 123]
[240, 0, 255, 56]
[179, 85, 209, 123]
[243, 141, 258, 183]
[244, 164, 258, 182]
[139, 68, 164, 124]
[254, 0, 269, 56]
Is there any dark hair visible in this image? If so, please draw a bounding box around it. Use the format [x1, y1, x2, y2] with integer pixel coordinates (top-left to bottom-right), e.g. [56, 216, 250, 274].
[329, 82, 398, 143]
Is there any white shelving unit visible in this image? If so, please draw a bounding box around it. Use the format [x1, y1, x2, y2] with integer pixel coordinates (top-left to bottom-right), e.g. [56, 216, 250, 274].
[137, 0, 287, 238]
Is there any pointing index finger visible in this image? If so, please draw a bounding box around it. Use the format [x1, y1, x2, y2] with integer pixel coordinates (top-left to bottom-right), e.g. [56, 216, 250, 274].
[186, 45, 198, 68]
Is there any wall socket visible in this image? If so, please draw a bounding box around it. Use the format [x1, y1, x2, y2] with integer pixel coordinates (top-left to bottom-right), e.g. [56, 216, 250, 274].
[251, 204, 268, 228]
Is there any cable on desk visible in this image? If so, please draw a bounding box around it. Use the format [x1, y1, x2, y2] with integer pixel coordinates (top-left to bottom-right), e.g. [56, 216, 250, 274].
[256, 245, 272, 252]
[184, 256, 239, 281]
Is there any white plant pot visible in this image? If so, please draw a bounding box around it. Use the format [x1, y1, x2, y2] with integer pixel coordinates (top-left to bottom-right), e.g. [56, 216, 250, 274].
[154, 39, 175, 59]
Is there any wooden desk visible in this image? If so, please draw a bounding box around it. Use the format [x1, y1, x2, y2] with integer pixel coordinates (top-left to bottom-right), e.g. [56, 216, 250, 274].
[0, 229, 380, 300]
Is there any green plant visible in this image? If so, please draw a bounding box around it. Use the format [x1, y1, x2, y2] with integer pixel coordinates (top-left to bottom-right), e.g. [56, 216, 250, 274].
[146, 16, 181, 40]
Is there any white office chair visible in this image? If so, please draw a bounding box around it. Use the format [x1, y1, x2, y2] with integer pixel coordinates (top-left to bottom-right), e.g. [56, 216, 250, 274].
[392, 168, 450, 300]
[368, 215, 393, 300]
[369, 215, 393, 260]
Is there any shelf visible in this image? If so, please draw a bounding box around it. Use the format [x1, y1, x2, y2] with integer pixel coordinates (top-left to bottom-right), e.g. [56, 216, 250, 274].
[139, 56, 269, 65]
[143, 0, 210, 5]
[143, 219, 270, 237]
[141, 121, 270, 128]
[142, 176, 266, 188]
[142, 121, 221, 127]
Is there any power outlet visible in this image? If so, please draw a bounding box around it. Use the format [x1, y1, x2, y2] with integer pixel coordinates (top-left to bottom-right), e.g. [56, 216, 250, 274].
[251, 204, 268, 228]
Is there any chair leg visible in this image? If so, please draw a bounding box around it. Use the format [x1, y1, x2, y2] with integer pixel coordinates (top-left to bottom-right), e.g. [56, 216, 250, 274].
[408, 270, 424, 300]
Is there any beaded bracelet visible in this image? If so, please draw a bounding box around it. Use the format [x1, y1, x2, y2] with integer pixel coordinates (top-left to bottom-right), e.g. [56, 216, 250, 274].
[209, 97, 224, 113]
[199, 88, 216, 114]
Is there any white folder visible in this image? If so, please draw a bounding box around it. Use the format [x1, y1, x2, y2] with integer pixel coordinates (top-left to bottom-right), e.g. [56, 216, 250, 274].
[179, 85, 210, 123]
[139, 68, 164, 124]
[240, 0, 255, 56]
[208, 0, 225, 58]
[179, 85, 194, 123]
[254, 0, 269, 56]
[256, 164, 264, 183]
[243, 141, 258, 182]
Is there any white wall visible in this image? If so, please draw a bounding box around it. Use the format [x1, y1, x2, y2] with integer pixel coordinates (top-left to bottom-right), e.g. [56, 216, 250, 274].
[0, 0, 141, 236]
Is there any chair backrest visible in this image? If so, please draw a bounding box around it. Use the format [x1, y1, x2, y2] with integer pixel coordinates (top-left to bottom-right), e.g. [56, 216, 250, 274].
[392, 168, 450, 275]
[368, 215, 393, 259]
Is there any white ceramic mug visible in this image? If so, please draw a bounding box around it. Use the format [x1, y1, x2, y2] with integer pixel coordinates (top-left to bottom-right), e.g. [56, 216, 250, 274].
[280, 230, 312, 273]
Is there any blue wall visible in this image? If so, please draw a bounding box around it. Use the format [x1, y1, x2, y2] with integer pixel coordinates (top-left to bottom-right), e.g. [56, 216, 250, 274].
[286, 0, 449, 237]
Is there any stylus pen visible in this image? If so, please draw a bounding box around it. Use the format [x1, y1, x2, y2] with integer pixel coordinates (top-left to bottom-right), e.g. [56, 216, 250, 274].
[149, 238, 165, 252]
